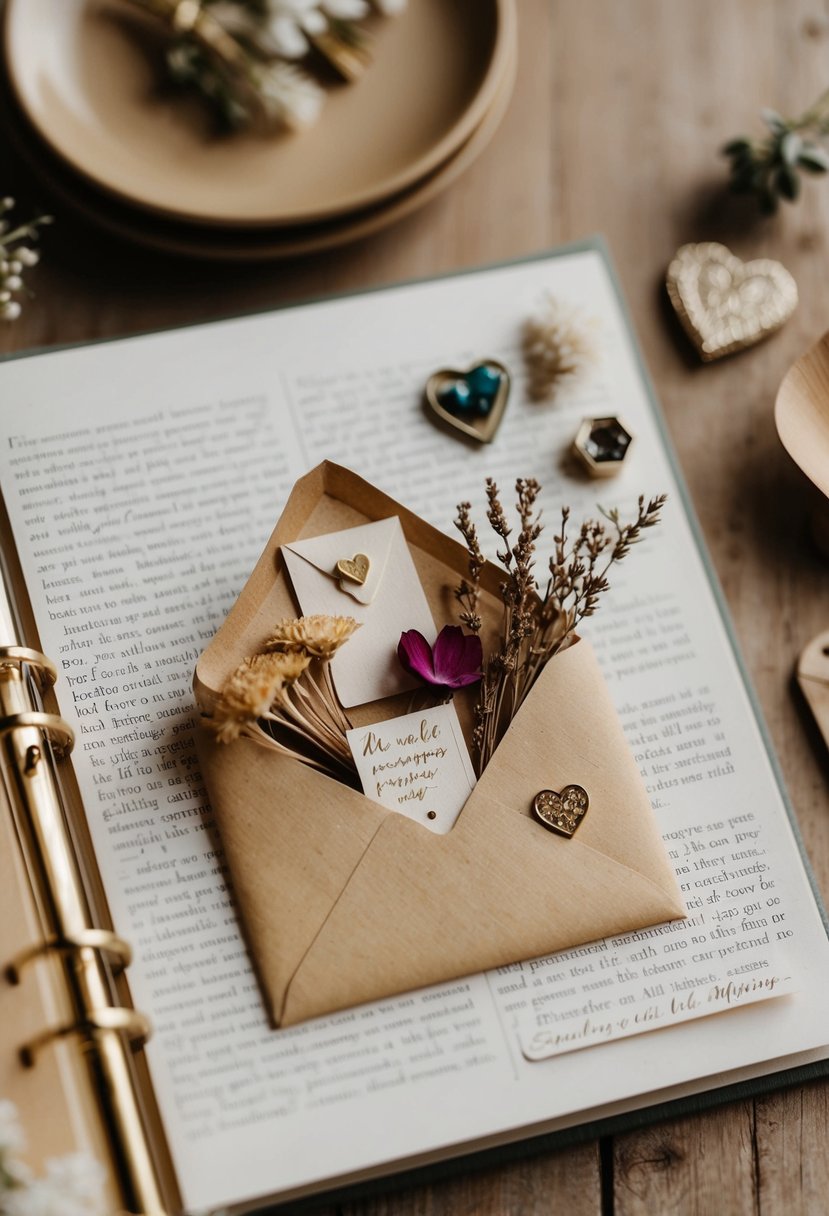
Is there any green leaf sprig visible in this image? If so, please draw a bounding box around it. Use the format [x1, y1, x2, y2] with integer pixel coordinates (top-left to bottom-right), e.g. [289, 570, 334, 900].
[723, 89, 829, 214]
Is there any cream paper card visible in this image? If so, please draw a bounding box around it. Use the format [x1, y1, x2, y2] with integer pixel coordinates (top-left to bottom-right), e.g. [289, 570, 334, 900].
[281, 517, 435, 707]
[347, 704, 477, 835]
[517, 955, 797, 1061]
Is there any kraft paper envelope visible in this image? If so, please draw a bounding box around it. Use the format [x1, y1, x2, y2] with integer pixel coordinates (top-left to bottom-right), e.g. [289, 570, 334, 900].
[281, 517, 435, 707]
[194, 462, 686, 1028]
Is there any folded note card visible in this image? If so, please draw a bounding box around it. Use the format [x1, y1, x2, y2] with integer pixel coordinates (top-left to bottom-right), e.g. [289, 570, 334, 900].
[282, 518, 435, 706]
[194, 463, 686, 1027]
[347, 704, 477, 834]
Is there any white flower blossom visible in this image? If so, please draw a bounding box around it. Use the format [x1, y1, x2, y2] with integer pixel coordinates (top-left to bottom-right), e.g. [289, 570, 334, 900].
[0, 1099, 26, 1156]
[44, 1153, 107, 1210]
[260, 0, 370, 58]
[0, 1100, 106, 1216]
[0, 200, 49, 322]
[255, 61, 325, 129]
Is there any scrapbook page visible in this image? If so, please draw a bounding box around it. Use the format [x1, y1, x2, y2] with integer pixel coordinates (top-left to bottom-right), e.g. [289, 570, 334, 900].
[0, 244, 827, 1213]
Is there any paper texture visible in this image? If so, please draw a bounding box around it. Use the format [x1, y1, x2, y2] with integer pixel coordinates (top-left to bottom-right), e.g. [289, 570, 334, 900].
[282, 517, 434, 705]
[518, 950, 797, 1060]
[195, 464, 686, 1027]
[1, 248, 828, 1212]
[347, 703, 476, 834]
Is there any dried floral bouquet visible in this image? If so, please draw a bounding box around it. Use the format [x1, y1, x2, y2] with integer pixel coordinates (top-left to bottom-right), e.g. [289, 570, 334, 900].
[453, 479, 665, 774]
[124, 0, 406, 132]
[208, 478, 664, 791]
[210, 613, 359, 779]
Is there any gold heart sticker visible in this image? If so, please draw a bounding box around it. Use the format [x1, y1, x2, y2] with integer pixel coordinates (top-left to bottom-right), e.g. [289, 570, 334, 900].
[666, 242, 797, 362]
[532, 784, 589, 838]
[335, 553, 370, 586]
[424, 360, 511, 445]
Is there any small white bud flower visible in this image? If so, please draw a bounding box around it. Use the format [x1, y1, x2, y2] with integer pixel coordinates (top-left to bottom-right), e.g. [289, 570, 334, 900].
[5, 274, 23, 291]
[0, 197, 14, 212]
[0, 1099, 26, 1155]
[1, 300, 22, 320]
[7, 259, 22, 274]
[16, 247, 39, 267]
[0, 290, 11, 303]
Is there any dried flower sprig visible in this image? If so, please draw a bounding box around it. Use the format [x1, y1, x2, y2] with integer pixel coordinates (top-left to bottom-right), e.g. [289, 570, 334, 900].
[723, 90, 829, 214]
[210, 613, 359, 778]
[455, 480, 666, 773]
[125, 0, 405, 132]
[0, 198, 51, 323]
[522, 294, 597, 401]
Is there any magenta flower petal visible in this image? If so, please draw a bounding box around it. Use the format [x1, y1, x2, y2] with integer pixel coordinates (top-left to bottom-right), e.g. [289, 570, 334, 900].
[397, 625, 482, 693]
[432, 626, 483, 687]
[398, 630, 436, 683]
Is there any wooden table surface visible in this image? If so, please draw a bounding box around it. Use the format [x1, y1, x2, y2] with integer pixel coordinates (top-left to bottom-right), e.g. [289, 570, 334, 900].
[2, 2, 829, 1212]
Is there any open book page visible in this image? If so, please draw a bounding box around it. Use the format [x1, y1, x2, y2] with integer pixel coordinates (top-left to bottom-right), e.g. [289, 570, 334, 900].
[0, 248, 827, 1212]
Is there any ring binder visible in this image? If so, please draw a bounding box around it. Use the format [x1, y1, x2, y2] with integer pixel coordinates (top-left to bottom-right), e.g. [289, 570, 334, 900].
[0, 626, 172, 1214]
[0, 711, 74, 757]
[5, 928, 134, 985]
[0, 644, 57, 687]
[20, 1007, 152, 1069]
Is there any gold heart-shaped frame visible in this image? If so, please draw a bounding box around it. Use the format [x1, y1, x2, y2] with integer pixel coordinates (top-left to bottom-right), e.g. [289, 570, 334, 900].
[424, 359, 511, 444]
[666, 242, 797, 362]
[533, 784, 590, 838]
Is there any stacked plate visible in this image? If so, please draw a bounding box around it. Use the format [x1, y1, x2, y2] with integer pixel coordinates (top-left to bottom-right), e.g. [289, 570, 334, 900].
[2, 0, 517, 260]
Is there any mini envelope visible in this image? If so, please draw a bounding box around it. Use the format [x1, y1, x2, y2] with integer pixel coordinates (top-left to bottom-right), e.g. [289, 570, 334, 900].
[281, 518, 435, 707]
[194, 462, 686, 1028]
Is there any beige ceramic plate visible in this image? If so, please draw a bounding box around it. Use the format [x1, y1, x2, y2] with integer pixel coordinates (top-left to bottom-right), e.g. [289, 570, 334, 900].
[5, 29, 516, 261]
[775, 330, 829, 500]
[4, 0, 513, 228]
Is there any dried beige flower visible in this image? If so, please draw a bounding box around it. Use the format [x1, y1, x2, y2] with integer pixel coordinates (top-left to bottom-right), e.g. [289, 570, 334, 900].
[211, 651, 310, 742]
[266, 614, 360, 660]
[208, 612, 361, 774]
[522, 293, 597, 401]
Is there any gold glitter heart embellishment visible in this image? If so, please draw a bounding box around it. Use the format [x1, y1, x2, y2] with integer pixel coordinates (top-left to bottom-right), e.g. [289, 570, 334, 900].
[335, 553, 370, 586]
[532, 785, 589, 838]
[666, 242, 797, 362]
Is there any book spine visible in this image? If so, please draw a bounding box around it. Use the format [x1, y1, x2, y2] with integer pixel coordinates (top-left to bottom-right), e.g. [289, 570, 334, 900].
[0, 643, 172, 1216]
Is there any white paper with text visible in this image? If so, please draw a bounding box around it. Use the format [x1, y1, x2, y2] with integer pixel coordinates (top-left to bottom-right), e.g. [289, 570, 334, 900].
[0, 250, 827, 1212]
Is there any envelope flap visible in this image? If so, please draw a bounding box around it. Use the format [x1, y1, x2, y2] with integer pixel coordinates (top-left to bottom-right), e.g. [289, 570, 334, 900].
[283, 517, 399, 605]
[282, 807, 684, 1025]
[451, 638, 677, 884]
[274, 641, 684, 1024]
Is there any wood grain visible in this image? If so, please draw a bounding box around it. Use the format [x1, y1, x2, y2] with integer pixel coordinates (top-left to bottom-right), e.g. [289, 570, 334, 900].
[614, 1104, 758, 1216]
[2, 0, 829, 1213]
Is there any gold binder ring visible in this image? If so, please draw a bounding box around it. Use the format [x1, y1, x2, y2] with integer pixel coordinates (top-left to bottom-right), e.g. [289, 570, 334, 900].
[0, 646, 57, 687]
[20, 1007, 152, 1068]
[0, 711, 74, 757]
[6, 930, 133, 985]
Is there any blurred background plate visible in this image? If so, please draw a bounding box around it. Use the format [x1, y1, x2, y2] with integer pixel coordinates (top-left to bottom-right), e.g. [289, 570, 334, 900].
[2, 28, 516, 262]
[4, 0, 513, 228]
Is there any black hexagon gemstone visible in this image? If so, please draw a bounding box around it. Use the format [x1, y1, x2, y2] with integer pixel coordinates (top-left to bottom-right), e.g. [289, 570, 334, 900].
[584, 419, 632, 463]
